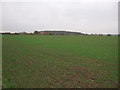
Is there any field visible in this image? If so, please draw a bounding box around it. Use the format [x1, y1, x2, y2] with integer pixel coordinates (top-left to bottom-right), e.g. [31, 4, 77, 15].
[2, 35, 118, 88]
[0, 35, 2, 89]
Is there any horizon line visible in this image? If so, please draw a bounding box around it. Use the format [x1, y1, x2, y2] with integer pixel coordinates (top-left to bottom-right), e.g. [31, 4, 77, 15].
[0, 30, 119, 35]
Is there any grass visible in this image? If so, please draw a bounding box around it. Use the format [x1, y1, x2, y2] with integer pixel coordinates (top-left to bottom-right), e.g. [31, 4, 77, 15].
[0, 35, 2, 89]
[2, 35, 118, 88]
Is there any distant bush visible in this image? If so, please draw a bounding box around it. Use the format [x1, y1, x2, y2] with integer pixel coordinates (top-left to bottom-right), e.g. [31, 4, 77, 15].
[107, 34, 111, 36]
[34, 31, 39, 34]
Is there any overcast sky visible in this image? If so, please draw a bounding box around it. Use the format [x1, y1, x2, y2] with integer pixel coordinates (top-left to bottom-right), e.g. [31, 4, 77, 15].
[1, 0, 119, 34]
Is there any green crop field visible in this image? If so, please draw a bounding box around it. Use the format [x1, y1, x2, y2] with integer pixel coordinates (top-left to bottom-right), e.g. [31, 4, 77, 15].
[0, 35, 2, 89]
[2, 35, 118, 88]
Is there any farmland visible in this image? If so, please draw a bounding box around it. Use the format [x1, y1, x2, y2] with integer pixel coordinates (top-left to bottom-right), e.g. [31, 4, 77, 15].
[0, 35, 2, 89]
[2, 35, 118, 88]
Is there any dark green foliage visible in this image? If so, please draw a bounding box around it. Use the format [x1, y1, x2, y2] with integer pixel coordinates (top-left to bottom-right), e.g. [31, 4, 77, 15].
[107, 34, 111, 36]
[34, 31, 39, 34]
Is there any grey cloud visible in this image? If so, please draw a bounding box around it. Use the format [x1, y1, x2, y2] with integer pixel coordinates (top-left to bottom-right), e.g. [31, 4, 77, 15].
[2, 1, 118, 34]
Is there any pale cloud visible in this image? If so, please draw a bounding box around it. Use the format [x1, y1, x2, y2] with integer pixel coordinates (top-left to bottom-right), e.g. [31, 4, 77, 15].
[1, 0, 118, 34]
[1, 0, 119, 3]
[0, 3, 2, 32]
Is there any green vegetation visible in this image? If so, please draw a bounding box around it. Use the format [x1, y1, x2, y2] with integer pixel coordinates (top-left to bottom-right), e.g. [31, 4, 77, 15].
[0, 35, 2, 89]
[2, 35, 118, 88]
